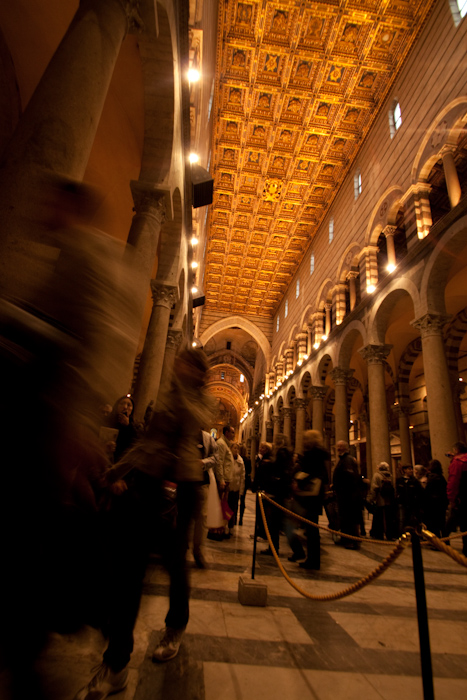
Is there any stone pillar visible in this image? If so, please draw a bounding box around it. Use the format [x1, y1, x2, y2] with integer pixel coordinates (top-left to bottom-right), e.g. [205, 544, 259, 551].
[294, 398, 308, 455]
[310, 385, 327, 436]
[284, 349, 294, 376]
[291, 340, 298, 368]
[383, 224, 397, 271]
[250, 434, 258, 481]
[283, 408, 293, 443]
[272, 414, 281, 441]
[359, 410, 372, 478]
[348, 271, 358, 311]
[359, 344, 392, 468]
[0, 0, 142, 288]
[330, 368, 354, 445]
[397, 405, 412, 466]
[324, 303, 332, 337]
[265, 420, 273, 443]
[412, 314, 458, 473]
[307, 325, 313, 355]
[333, 284, 347, 326]
[360, 245, 379, 293]
[158, 329, 183, 397]
[313, 313, 324, 347]
[268, 371, 275, 394]
[441, 146, 461, 209]
[132, 281, 178, 421]
[276, 362, 284, 385]
[402, 184, 432, 246]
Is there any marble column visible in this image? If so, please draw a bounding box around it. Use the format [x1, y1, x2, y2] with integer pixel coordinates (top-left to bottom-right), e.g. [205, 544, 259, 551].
[310, 385, 327, 436]
[294, 398, 308, 455]
[272, 414, 281, 441]
[284, 349, 294, 376]
[359, 410, 372, 478]
[132, 281, 178, 421]
[348, 271, 358, 311]
[158, 329, 183, 397]
[330, 368, 354, 445]
[265, 420, 273, 443]
[360, 245, 379, 293]
[441, 146, 461, 209]
[359, 344, 392, 469]
[307, 326, 313, 355]
[383, 225, 397, 270]
[283, 407, 293, 443]
[324, 303, 332, 337]
[250, 434, 258, 480]
[0, 0, 142, 289]
[297, 332, 308, 362]
[412, 314, 458, 473]
[397, 405, 412, 466]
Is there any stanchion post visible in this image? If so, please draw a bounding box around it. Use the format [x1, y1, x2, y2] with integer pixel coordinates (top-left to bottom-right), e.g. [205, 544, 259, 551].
[410, 530, 435, 700]
[251, 492, 259, 580]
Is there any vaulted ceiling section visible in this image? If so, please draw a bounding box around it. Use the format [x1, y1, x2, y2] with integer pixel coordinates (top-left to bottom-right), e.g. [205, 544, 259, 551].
[205, 0, 436, 318]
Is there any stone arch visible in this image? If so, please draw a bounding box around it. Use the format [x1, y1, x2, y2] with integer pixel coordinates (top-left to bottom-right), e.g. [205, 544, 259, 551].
[445, 307, 467, 375]
[412, 98, 467, 183]
[299, 371, 312, 399]
[287, 323, 299, 347]
[315, 278, 334, 308]
[200, 315, 271, 365]
[421, 214, 467, 316]
[368, 280, 420, 344]
[317, 353, 333, 385]
[299, 304, 314, 331]
[397, 337, 423, 405]
[365, 186, 405, 247]
[171, 266, 185, 329]
[335, 242, 361, 283]
[337, 321, 367, 369]
[286, 383, 297, 407]
[155, 187, 182, 284]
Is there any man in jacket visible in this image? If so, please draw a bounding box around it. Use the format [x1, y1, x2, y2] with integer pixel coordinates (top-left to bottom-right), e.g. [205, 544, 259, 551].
[332, 441, 361, 549]
[444, 442, 467, 555]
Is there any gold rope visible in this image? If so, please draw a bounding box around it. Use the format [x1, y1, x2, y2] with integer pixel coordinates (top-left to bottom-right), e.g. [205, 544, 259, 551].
[421, 529, 467, 568]
[257, 492, 408, 601]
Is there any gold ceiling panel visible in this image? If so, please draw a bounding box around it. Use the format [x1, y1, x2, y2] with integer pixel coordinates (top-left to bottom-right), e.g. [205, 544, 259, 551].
[206, 0, 436, 318]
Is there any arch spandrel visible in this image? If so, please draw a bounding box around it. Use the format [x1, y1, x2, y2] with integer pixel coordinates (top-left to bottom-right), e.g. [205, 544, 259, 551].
[365, 186, 404, 247]
[367, 280, 420, 345]
[336, 242, 361, 283]
[336, 320, 367, 369]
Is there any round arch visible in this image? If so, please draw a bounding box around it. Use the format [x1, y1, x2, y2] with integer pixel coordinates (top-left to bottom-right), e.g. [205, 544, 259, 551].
[335, 242, 361, 283]
[365, 186, 405, 247]
[337, 320, 367, 368]
[200, 315, 271, 365]
[367, 279, 420, 344]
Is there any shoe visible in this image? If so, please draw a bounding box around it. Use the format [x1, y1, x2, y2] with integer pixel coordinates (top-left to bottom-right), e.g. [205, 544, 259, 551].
[239, 519, 243, 526]
[299, 560, 320, 570]
[229, 528, 234, 535]
[73, 663, 128, 699]
[288, 553, 305, 562]
[152, 627, 185, 662]
[223, 532, 231, 540]
[193, 552, 208, 569]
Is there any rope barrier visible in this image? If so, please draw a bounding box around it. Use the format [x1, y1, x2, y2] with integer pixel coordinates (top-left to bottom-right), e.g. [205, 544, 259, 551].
[421, 529, 467, 568]
[257, 492, 408, 601]
[260, 491, 467, 546]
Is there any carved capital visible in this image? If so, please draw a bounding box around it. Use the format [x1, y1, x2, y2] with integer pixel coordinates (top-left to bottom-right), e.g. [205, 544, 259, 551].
[310, 385, 328, 401]
[411, 313, 450, 338]
[272, 414, 281, 425]
[166, 329, 183, 350]
[295, 398, 308, 411]
[150, 282, 178, 308]
[130, 181, 167, 225]
[330, 367, 354, 385]
[283, 407, 294, 419]
[383, 224, 397, 238]
[359, 344, 392, 365]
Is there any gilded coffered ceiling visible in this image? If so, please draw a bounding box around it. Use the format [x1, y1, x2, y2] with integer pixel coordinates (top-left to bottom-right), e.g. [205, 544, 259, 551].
[204, 0, 436, 318]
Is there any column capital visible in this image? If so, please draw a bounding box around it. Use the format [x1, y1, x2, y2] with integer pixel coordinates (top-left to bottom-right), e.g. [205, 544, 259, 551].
[310, 385, 328, 401]
[150, 281, 178, 308]
[295, 398, 308, 411]
[359, 344, 392, 364]
[116, 0, 144, 32]
[283, 407, 294, 419]
[166, 329, 183, 350]
[383, 224, 397, 238]
[272, 414, 281, 425]
[130, 181, 169, 224]
[330, 367, 354, 385]
[440, 143, 456, 158]
[411, 313, 450, 338]
[347, 269, 359, 280]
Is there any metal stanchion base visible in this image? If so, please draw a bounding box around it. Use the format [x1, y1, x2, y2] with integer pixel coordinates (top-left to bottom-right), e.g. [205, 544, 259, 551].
[238, 575, 268, 606]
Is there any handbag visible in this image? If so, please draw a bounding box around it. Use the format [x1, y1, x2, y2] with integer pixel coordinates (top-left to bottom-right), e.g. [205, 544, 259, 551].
[295, 471, 322, 497]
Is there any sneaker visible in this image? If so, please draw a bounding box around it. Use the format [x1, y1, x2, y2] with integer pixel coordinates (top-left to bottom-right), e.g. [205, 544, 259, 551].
[152, 627, 185, 662]
[73, 663, 128, 700]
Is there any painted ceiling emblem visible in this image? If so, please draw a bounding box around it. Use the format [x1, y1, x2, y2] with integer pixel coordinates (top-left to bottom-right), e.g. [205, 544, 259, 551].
[263, 178, 282, 201]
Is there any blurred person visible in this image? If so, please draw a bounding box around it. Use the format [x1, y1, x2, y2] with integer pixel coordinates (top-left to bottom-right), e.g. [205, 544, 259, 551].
[239, 444, 251, 524]
[0, 175, 137, 700]
[369, 462, 397, 540]
[191, 430, 219, 568]
[214, 424, 235, 538]
[414, 463, 428, 489]
[424, 459, 448, 537]
[332, 441, 361, 549]
[443, 442, 467, 555]
[286, 430, 329, 569]
[259, 433, 293, 556]
[396, 464, 423, 534]
[227, 443, 246, 534]
[74, 348, 215, 699]
[106, 395, 137, 462]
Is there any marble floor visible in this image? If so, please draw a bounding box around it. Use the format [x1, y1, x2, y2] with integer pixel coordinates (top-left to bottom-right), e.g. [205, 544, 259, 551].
[36, 493, 467, 699]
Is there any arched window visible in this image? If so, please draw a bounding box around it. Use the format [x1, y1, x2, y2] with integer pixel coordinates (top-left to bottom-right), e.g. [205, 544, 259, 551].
[354, 169, 362, 200]
[450, 0, 467, 26]
[310, 252, 315, 275]
[328, 216, 334, 243]
[285, 299, 288, 317]
[276, 316, 280, 332]
[296, 278, 300, 298]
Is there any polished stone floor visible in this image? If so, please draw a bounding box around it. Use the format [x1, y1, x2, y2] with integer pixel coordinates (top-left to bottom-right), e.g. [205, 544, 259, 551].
[36, 493, 467, 699]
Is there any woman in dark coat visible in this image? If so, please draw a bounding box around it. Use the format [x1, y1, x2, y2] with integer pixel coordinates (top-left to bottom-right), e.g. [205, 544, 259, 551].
[287, 430, 329, 570]
[424, 459, 448, 537]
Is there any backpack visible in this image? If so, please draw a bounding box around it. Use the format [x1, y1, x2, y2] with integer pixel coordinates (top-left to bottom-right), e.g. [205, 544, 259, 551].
[380, 474, 395, 502]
